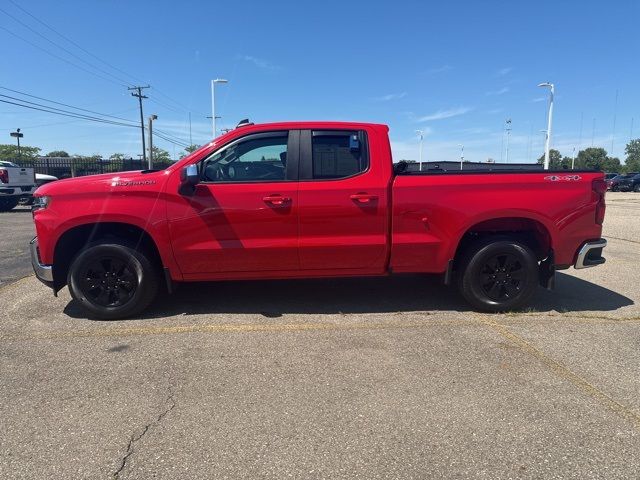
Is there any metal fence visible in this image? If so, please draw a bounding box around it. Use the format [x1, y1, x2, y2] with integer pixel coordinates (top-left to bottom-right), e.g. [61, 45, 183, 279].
[15, 157, 173, 179]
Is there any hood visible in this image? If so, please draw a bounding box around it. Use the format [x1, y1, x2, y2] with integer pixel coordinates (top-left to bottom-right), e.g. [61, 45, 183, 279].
[35, 170, 168, 196]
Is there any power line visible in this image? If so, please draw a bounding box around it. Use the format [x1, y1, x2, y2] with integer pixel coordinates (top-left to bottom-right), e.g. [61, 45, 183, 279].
[0, 93, 138, 126]
[0, 86, 136, 123]
[0, 6, 134, 87]
[7, 0, 142, 86]
[0, 25, 127, 87]
[0, 98, 138, 128]
[5, 0, 204, 120]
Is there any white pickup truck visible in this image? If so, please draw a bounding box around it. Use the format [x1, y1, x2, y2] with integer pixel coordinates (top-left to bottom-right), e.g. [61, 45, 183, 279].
[0, 161, 37, 211]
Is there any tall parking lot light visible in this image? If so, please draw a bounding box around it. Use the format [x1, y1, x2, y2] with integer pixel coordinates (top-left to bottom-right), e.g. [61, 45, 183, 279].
[415, 130, 424, 171]
[211, 78, 228, 138]
[538, 82, 554, 170]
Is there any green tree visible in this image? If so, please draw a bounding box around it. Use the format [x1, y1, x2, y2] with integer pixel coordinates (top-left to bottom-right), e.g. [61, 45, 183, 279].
[180, 144, 201, 159]
[536, 149, 567, 169]
[151, 146, 171, 162]
[0, 144, 41, 164]
[574, 147, 620, 171]
[46, 150, 69, 157]
[624, 139, 640, 173]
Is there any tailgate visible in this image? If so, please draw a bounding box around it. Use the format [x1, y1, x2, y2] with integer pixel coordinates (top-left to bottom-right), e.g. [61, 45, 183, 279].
[3, 167, 35, 186]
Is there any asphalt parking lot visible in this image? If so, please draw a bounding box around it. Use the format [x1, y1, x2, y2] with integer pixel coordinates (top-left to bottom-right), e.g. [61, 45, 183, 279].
[1, 193, 639, 479]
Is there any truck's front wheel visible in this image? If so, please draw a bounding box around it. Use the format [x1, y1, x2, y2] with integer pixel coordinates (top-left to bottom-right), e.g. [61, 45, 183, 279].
[457, 239, 539, 312]
[67, 242, 159, 320]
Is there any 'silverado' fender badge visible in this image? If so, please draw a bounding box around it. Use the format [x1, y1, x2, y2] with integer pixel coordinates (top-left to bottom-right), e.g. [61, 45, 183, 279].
[111, 180, 157, 187]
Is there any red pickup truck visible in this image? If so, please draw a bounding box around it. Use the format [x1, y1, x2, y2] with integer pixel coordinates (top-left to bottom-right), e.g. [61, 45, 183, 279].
[30, 121, 607, 319]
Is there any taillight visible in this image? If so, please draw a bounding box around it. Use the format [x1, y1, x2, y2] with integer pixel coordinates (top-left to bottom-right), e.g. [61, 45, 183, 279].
[592, 178, 606, 225]
[0, 169, 8, 184]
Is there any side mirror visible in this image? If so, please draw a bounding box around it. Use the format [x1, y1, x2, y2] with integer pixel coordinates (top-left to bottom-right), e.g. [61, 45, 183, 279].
[179, 164, 200, 195]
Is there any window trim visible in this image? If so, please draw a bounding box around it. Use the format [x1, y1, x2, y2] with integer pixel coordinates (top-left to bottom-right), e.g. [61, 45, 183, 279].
[299, 129, 370, 182]
[198, 130, 299, 184]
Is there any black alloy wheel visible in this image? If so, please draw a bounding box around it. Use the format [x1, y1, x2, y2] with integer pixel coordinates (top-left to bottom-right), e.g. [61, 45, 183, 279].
[79, 256, 138, 307]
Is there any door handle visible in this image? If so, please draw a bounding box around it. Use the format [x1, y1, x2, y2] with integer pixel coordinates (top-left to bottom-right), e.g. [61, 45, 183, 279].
[263, 195, 291, 206]
[350, 193, 378, 204]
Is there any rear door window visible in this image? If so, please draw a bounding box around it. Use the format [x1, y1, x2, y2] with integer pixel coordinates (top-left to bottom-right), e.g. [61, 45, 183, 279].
[310, 131, 368, 180]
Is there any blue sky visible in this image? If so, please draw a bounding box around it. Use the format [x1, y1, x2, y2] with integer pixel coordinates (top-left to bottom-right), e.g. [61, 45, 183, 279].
[1, 0, 639, 163]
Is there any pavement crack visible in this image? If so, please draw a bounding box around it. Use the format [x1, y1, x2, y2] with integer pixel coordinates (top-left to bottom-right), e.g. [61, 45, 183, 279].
[112, 382, 176, 479]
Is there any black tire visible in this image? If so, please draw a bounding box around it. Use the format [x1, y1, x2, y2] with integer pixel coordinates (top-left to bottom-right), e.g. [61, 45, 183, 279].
[0, 197, 19, 212]
[634, 184, 640, 193]
[67, 242, 159, 320]
[611, 185, 619, 192]
[457, 238, 539, 312]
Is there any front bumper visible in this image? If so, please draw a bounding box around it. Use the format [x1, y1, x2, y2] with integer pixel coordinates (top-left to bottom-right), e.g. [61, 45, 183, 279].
[574, 239, 607, 269]
[30, 237, 54, 284]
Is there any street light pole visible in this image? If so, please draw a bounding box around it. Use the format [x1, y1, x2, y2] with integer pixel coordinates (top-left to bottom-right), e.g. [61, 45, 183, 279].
[211, 78, 228, 138]
[10, 128, 23, 161]
[459, 144, 464, 170]
[147, 114, 157, 169]
[538, 82, 555, 170]
[415, 130, 424, 171]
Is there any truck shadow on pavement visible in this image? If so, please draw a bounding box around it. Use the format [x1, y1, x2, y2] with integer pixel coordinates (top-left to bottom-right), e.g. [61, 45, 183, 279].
[64, 271, 633, 320]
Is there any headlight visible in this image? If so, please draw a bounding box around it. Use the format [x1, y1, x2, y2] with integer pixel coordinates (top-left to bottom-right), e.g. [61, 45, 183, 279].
[32, 195, 50, 212]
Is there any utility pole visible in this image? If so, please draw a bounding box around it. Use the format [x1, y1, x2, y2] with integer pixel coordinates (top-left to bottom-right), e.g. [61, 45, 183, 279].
[459, 144, 464, 170]
[129, 85, 150, 163]
[10, 128, 23, 161]
[147, 114, 157, 169]
[189, 112, 193, 147]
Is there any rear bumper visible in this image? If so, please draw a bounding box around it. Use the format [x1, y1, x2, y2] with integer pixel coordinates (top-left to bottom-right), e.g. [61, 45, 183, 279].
[30, 237, 54, 285]
[574, 239, 607, 269]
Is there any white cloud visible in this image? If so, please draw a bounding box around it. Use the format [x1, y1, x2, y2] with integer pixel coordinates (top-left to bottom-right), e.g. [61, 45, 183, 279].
[373, 92, 407, 102]
[485, 87, 509, 96]
[427, 65, 453, 75]
[496, 67, 513, 76]
[416, 107, 472, 122]
[240, 55, 281, 71]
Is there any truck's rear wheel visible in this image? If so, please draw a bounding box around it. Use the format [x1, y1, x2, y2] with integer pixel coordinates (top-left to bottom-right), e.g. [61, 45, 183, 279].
[0, 197, 19, 212]
[67, 242, 159, 320]
[457, 239, 539, 312]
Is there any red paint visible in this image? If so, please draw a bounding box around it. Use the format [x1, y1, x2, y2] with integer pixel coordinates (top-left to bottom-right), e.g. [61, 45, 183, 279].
[33, 121, 605, 286]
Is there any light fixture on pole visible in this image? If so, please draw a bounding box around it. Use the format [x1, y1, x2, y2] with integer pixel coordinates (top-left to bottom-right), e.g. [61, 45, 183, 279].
[211, 78, 228, 138]
[415, 130, 424, 171]
[538, 82, 554, 170]
[10, 128, 23, 161]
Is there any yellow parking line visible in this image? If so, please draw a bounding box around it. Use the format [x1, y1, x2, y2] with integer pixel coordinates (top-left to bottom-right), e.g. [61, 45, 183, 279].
[1, 317, 482, 341]
[478, 315, 640, 431]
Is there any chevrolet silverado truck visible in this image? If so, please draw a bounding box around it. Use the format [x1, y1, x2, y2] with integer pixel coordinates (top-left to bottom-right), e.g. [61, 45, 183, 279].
[0, 161, 36, 211]
[30, 121, 607, 319]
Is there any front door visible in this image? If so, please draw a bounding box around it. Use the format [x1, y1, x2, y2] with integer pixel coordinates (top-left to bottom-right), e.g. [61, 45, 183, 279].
[167, 130, 300, 275]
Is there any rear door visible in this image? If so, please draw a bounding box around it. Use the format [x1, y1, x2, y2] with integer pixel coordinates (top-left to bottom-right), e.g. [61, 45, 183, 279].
[297, 129, 389, 273]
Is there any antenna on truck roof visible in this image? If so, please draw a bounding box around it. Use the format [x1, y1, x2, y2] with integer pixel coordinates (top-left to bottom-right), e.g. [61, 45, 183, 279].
[236, 118, 254, 128]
